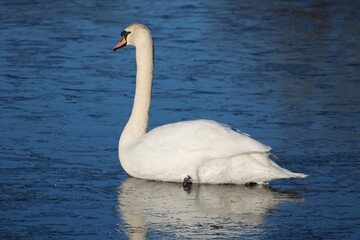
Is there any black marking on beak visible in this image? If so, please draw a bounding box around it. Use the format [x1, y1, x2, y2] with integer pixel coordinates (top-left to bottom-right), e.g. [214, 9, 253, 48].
[121, 31, 131, 39]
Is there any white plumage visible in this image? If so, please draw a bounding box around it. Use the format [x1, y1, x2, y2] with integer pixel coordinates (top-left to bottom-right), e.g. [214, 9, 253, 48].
[113, 23, 307, 185]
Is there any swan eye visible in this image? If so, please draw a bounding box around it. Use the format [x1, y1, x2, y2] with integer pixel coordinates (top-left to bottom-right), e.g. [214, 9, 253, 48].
[121, 31, 131, 39]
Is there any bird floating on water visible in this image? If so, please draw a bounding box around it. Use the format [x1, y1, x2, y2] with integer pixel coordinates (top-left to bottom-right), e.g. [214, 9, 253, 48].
[113, 23, 307, 187]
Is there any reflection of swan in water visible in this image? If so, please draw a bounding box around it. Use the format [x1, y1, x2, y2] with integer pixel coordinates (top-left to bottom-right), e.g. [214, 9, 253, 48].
[117, 178, 303, 239]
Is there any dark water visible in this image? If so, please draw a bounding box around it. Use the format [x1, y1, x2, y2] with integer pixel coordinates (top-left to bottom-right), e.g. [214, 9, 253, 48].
[1, 0, 359, 239]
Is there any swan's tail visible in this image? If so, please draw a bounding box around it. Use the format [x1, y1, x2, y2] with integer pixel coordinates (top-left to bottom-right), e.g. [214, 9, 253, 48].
[268, 154, 308, 179]
[287, 172, 308, 178]
[275, 162, 308, 179]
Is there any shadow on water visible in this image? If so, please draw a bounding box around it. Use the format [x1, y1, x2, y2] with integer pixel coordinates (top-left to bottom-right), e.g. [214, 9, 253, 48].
[117, 178, 303, 239]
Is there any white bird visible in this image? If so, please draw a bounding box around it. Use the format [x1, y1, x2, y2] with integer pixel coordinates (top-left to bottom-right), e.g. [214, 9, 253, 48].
[113, 23, 307, 186]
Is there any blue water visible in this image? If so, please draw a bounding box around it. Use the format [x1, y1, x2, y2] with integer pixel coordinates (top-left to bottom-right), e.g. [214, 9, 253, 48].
[1, 0, 359, 239]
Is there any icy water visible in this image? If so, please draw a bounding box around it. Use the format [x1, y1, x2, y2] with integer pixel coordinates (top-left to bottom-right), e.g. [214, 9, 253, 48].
[1, 0, 360, 239]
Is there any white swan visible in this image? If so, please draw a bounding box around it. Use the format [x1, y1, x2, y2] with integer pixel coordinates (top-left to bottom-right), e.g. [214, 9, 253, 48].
[113, 23, 307, 185]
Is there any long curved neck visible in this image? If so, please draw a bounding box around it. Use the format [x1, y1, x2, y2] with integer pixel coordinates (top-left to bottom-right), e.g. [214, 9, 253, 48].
[120, 38, 153, 147]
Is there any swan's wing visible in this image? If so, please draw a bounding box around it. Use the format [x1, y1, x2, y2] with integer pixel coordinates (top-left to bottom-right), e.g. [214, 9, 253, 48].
[135, 120, 271, 160]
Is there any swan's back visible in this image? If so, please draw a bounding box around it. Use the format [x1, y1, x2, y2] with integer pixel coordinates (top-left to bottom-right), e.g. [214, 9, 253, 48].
[139, 119, 271, 157]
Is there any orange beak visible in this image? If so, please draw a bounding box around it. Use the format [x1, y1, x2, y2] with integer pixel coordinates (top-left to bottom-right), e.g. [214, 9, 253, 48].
[113, 36, 127, 51]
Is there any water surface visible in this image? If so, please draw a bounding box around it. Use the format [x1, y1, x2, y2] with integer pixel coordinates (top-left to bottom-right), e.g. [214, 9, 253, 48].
[1, 0, 359, 239]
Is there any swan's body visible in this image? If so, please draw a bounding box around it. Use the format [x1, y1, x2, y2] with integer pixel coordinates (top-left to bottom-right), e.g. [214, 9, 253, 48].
[113, 23, 307, 185]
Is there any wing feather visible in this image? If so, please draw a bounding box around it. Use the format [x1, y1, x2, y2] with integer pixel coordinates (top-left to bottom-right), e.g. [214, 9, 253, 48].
[135, 120, 271, 160]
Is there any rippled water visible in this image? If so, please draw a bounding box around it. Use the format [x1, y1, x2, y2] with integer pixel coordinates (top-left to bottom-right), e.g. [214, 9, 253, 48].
[1, 0, 359, 239]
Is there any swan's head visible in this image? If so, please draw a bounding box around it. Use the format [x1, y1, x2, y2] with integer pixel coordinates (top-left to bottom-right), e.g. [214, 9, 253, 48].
[113, 23, 152, 51]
